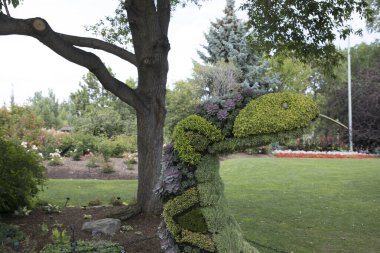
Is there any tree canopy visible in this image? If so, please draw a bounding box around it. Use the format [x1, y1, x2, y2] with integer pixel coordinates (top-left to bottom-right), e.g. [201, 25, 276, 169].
[242, 0, 374, 70]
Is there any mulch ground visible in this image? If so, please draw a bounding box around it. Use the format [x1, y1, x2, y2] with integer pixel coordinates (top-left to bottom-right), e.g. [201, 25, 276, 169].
[0, 157, 162, 253]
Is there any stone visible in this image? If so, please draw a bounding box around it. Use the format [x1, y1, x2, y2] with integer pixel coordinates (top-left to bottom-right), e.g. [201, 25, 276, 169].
[82, 218, 121, 235]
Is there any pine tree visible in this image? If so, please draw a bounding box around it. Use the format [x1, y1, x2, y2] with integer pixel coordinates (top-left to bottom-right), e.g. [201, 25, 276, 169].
[198, 0, 279, 91]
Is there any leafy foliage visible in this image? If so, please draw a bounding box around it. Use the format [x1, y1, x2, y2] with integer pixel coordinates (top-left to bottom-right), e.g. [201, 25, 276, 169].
[242, 0, 374, 71]
[367, 0, 380, 31]
[70, 72, 137, 137]
[0, 106, 43, 145]
[0, 139, 45, 213]
[317, 42, 380, 151]
[173, 115, 223, 165]
[266, 53, 314, 93]
[0, 223, 25, 247]
[324, 59, 380, 150]
[192, 61, 242, 97]
[27, 89, 62, 129]
[165, 80, 202, 139]
[233, 92, 319, 137]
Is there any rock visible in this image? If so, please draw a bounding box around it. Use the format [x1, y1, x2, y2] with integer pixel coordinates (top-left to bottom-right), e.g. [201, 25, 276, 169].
[82, 218, 121, 235]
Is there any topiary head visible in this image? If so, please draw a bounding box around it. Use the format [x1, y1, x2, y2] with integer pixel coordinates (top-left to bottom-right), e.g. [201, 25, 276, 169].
[233, 92, 319, 138]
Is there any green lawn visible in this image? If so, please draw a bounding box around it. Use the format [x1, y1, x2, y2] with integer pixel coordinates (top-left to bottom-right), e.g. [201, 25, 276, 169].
[38, 179, 137, 207]
[221, 158, 380, 253]
[38, 158, 380, 253]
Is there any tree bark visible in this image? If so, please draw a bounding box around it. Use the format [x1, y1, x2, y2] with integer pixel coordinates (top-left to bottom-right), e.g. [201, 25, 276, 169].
[126, 0, 170, 214]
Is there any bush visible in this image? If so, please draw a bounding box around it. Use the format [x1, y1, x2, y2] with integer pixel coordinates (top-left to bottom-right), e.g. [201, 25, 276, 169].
[35, 129, 68, 159]
[97, 135, 137, 160]
[0, 139, 46, 213]
[102, 161, 115, 174]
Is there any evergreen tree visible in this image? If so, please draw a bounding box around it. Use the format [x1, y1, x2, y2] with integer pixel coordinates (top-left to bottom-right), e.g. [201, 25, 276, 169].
[198, 0, 279, 91]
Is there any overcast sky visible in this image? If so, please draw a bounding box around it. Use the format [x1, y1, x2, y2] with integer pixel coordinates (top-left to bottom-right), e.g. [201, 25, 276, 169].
[0, 0, 379, 106]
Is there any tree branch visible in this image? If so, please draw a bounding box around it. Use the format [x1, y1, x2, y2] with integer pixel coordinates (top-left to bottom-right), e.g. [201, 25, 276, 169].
[58, 33, 137, 66]
[1, 0, 10, 16]
[0, 13, 146, 111]
[157, 0, 170, 36]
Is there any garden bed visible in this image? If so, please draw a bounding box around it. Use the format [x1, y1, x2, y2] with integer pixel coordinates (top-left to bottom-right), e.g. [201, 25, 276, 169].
[44, 157, 138, 180]
[273, 150, 378, 158]
[1, 206, 161, 252]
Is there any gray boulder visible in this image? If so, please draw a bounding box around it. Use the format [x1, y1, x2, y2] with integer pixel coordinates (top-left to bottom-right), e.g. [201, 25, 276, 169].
[82, 218, 121, 235]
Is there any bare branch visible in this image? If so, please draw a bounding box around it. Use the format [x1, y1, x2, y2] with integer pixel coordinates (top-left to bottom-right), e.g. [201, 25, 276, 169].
[2, 0, 10, 16]
[0, 13, 146, 111]
[58, 33, 137, 66]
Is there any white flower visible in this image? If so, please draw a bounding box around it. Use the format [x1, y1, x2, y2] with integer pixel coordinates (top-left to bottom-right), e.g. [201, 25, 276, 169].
[21, 141, 28, 148]
[32, 145, 38, 151]
[38, 153, 44, 158]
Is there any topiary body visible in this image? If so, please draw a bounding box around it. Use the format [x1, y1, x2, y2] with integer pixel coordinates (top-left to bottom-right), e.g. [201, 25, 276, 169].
[156, 90, 319, 252]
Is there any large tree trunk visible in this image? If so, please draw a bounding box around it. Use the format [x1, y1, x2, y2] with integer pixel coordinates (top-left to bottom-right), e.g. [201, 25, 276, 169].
[136, 86, 166, 214]
[125, 0, 170, 214]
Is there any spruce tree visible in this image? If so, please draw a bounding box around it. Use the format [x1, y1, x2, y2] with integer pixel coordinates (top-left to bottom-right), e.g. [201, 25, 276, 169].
[198, 0, 279, 91]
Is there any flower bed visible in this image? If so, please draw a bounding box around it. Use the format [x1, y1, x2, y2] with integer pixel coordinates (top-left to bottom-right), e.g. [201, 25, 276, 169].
[273, 150, 378, 159]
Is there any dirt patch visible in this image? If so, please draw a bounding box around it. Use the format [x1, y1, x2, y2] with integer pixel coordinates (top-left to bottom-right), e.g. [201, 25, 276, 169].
[1, 206, 162, 252]
[44, 157, 138, 180]
[0, 158, 164, 252]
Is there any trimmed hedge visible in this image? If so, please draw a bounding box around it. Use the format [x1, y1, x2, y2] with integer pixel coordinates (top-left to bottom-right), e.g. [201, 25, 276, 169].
[233, 92, 319, 137]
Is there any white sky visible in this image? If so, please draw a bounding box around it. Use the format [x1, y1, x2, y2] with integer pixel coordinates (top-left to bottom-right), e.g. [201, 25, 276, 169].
[0, 0, 379, 106]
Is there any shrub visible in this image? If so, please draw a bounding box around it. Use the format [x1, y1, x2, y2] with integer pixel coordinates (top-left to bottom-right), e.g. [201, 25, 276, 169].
[0, 139, 46, 213]
[97, 139, 113, 161]
[47, 150, 63, 166]
[86, 156, 99, 169]
[102, 161, 115, 174]
[35, 129, 68, 159]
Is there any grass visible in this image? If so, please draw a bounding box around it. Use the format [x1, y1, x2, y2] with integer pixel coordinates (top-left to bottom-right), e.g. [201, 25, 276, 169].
[38, 158, 380, 252]
[221, 158, 380, 253]
[38, 179, 137, 207]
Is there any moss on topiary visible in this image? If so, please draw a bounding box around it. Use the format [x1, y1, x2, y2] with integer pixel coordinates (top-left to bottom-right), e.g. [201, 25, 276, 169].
[163, 187, 200, 239]
[233, 92, 319, 138]
[177, 208, 208, 233]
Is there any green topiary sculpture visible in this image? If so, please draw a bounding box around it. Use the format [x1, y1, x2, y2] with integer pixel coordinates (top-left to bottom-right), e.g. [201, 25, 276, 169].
[155, 89, 319, 253]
